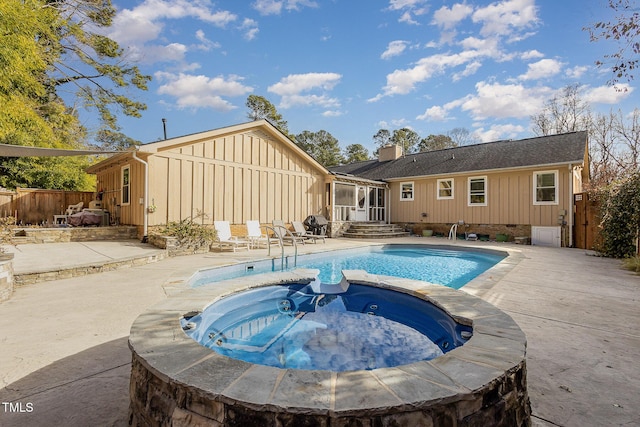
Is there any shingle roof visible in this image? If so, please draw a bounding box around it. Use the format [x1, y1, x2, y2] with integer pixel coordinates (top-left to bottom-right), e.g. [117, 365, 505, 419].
[330, 131, 587, 181]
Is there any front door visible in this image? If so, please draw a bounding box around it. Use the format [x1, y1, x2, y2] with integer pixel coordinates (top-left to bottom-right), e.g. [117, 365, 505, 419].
[355, 186, 368, 221]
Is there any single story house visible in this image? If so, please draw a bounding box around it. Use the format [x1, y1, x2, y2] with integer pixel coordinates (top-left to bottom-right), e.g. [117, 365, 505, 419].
[86, 121, 588, 247]
[329, 131, 589, 247]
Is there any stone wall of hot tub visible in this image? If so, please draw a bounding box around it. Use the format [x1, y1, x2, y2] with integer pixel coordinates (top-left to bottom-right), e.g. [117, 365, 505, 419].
[128, 270, 531, 427]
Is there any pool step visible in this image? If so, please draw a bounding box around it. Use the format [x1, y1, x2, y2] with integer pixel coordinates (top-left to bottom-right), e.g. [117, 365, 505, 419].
[342, 222, 410, 239]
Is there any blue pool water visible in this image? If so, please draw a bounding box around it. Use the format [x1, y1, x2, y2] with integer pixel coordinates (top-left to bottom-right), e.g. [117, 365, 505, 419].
[192, 244, 505, 289]
[182, 282, 473, 371]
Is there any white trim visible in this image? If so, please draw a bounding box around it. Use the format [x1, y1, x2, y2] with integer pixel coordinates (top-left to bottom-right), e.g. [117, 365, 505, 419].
[437, 178, 454, 200]
[121, 165, 131, 206]
[400, 181, 414, 201]
[533, 170, 559, 205]
[468, 176, 487, 206]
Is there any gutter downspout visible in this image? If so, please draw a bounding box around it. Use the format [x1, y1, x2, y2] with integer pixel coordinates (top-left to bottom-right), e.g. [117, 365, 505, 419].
[568, 163, 573, 248]
[132, 152, 149, 243]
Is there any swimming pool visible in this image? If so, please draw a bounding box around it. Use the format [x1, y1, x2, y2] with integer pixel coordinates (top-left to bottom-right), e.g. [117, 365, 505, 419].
[191, 244, 505, 289]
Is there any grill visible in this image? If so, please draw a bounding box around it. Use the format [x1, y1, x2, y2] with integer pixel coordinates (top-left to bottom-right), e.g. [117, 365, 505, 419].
[303, 215, 328, 235]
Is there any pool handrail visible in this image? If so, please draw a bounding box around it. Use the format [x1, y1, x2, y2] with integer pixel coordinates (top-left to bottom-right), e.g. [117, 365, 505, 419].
[263, 224, 298, 270]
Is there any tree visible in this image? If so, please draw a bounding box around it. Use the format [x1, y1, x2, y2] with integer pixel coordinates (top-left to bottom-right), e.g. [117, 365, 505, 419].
[530, 84, 640, 187]
[343, 144, 370, 163]
[373, 129, 391, 147]
[417, 134, 457, 152]
[95, 128, 141, 151]
[448, 127, 481, 146]
[295, 130, 344, 167]
[246, 95, 290, 136]
[531, 84, 592, 136]
[585, 0, 640, 86]
[391, 128, 420, 154]
[0, 0, 150, 190]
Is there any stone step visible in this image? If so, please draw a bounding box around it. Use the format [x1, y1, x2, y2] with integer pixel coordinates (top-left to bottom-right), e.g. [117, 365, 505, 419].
[342, 222, 409, 239]
[342, 231, 410, 239]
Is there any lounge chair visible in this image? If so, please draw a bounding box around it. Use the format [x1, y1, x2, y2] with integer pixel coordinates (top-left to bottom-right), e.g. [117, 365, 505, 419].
[245, 220, 278, 249]
[272, 220, 305, 245]
[292, 221, 326, 243]
[65, 202, 84, 216]
[213, 221, 250, 252]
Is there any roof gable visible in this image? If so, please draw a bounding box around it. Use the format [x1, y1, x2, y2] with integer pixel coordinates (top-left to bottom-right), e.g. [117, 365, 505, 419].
[331, 131, 588, 181]
[87, 120, 329, 175]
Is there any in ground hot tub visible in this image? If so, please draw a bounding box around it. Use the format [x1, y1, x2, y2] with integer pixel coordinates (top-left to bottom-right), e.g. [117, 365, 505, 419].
[128, 270, 531, 426]
[181, 276, 473, 371]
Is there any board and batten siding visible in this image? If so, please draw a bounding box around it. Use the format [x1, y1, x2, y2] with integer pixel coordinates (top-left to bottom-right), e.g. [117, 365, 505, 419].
[94, 157, 146, 227]
[388, 167, 573, 226]
[147, 131, 325, 226]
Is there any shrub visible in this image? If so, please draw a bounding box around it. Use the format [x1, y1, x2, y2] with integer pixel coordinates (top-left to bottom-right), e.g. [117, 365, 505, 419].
[162, 215, 217, 251]
[622, 256, 640, 274]
[594, 173, 640, 258]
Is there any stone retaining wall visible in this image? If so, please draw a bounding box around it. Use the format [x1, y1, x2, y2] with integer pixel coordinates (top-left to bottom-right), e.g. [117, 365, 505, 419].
[0, 257, 13, 302]
[406, 222, 532, 241]
[14, 226, 138, 244]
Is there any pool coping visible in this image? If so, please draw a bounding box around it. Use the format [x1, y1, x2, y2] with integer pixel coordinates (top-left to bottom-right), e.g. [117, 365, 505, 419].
[129, 268, 529, 421]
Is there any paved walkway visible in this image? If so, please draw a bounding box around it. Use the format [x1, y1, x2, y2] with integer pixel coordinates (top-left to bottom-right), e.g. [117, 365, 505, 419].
[0, 238, 638, 426]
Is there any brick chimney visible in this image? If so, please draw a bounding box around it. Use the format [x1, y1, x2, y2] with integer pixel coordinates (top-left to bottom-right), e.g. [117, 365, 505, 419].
[378, 144, 403, 162]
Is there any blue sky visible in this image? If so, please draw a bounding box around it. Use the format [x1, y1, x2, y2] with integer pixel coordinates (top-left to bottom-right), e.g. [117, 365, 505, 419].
[105, 0, 636, 154]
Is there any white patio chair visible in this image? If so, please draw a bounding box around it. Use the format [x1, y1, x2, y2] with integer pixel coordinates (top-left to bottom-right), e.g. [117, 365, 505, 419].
[245, 220, 278, 249]
[292, 221, 325, 243]
[213, 221, 250, 252]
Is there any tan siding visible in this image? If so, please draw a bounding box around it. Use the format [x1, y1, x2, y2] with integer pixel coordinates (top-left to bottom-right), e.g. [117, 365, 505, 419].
[93, 125, 326, 227]
[389, 168, 572, 227]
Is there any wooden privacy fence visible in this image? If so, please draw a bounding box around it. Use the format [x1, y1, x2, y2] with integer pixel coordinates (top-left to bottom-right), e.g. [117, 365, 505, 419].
[0, 188, 95, 225]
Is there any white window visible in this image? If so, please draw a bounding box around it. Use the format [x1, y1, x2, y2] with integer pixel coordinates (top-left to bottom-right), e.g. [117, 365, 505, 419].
[468, 176, 487, 206]
[400, 182, 414, 201]
[437, 179, 454, 200]
[534, 171, 558, 205]
[121, 165, 130, 206]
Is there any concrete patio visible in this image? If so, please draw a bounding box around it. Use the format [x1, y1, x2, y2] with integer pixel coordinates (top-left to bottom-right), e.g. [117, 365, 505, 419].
[0, 237, 638, 426]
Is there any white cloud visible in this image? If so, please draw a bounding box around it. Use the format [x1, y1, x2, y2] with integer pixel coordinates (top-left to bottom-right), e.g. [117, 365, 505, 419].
[518, 58, 564, 80]
[240, 18, 259, 40]
[387, 0, 428, 25]
[109, 1, 238, 65]
[460, 81, 553, 120]
[381, 40, 409, 60]
[155, 72, 253, 111]
[194, 30, 220, 51]
[322, 110, 343, 117]
[432, 3, 473, 30]
[472, 0, 538, 38]
[453, 61, 482, 81]
[583, 84, 634, 104]
[372, 51, 481, 99]
[416, 105, 451, 121]
[474, 123, 525, 142]
[520, 49, 544, 60]
[268, 72, 342, 108]
[565, 65, 589, 79]
[252, 0, 318, 16]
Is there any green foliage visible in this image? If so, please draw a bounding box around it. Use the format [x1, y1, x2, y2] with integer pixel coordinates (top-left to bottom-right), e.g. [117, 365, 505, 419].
[343, 144, 370, 163]
[594, 172, 640, 258]
[391, 128, 420, 154]
[162, 216, 218, 250]
[295, 130, 344, 167]
[622, 256, 640, 274]
[0, 0, 149, 191]
[418, 134, 457, 152]
[245, 95, 290, 137]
